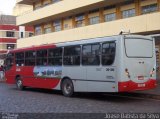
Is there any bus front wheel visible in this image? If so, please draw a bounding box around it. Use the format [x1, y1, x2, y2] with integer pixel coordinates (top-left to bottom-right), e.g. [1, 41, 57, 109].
[16, 77, 24, 90]
[61, 79, 74, 97]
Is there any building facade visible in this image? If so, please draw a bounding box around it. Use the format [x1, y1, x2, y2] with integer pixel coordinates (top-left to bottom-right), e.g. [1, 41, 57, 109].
[13, 4, 33, 16]
[0, 15, 33, 65]
[16, 0, 160, 46]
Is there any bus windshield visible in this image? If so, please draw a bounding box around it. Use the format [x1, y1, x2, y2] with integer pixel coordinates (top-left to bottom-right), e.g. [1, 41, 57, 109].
[125, 38, 153, 58]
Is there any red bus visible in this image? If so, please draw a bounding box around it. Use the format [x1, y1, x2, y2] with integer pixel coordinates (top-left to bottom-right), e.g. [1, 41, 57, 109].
[5, 35, 157, 97]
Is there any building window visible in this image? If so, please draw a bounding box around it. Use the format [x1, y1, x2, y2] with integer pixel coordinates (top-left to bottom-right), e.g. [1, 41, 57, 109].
[6, 31, 15, 37]
[102, 42, 116, 65]
[64, 24, 69, 29]
[105, 13, 116, 22]
[63, 46, 81, 65]
[52, 0, 61, 3]
[21, 32, 24, 38]
[75, 14, 85, 27]
[44, 27, 51, 34]
[141, 4, 158, 14]
[29, 33, 34, 37]
[35, 25, 41, 35]
[53, 20, 61, 32]
[122, 9, 135, 18]
[7, 44, 15, 49]
[89, 16, 99, 25]
[82, 44, 100, 65]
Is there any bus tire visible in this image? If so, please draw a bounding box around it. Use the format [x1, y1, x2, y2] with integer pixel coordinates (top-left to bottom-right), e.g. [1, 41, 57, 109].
[16, 77, 24, 90]
[61, 79, 74, 97]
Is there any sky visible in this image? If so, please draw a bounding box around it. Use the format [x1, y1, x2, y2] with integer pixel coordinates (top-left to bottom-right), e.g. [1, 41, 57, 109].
[0, 0, 16, 15]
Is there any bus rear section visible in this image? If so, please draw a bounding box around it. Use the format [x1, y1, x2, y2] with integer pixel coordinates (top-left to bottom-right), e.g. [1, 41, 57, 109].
[118, 35, 157, 92]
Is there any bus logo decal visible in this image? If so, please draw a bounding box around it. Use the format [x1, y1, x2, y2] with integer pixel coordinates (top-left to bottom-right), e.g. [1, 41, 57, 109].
[33, 66, 62, 79]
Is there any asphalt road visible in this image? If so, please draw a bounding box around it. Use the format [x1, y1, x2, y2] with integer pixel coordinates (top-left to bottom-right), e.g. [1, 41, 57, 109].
[0, 83, 160, 114]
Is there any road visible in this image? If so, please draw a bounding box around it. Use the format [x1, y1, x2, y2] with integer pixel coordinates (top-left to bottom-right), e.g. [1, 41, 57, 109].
[0, 83, 160, 114]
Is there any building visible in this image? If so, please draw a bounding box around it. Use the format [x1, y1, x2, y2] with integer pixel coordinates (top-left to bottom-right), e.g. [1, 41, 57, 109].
[16, 0, 160, 46]
[16, 0, 160, 74]
[0, 15, 33, 65]
[13, 4, 33, 16]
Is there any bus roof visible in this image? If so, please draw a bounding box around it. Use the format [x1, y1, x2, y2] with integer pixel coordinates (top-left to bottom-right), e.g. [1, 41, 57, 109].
[9, 34, 152, 53]
[56, 34, 152, 47]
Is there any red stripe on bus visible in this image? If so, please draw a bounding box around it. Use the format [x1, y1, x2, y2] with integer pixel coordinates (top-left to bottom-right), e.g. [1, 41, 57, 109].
[5, 66, 60, 89]
[118, 79, 157, 92]
[10, 44, 56, 53]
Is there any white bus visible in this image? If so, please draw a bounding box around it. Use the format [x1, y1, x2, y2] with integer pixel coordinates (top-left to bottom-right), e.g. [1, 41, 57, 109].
[5, 34, 157, 97]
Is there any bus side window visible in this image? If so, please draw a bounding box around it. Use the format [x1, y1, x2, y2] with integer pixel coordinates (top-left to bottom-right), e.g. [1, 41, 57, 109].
[82, 43, 100, 65]
[48, 48, 62, 66]
[25, 51, 36, 66]
[102, 42, 116, 65]
[36, 50, 47, 66]
[15, 52, 24, 66]
[63, 46, 80, 66]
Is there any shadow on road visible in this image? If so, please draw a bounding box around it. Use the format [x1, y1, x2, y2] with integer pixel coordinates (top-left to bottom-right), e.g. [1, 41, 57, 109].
[10, 86, 144, 103]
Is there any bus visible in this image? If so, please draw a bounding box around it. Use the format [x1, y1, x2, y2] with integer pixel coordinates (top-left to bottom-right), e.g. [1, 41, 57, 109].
[5, 34, 157, 97]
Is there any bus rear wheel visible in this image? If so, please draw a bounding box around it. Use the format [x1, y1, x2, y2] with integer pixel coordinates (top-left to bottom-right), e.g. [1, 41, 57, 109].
[61, 79, 74, 97]
[16, 77, 24, 90]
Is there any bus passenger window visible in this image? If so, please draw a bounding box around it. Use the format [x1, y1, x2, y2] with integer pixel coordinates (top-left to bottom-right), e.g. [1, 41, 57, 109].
[36, 50, 47, 66]
[15, 52, 24, 66]
[48, 48, 62, 66]
[25, 51, 36, 66]
[63, 46, 80, 65]
[102, 42, 116, 65]
[82, 44, 100, 65]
